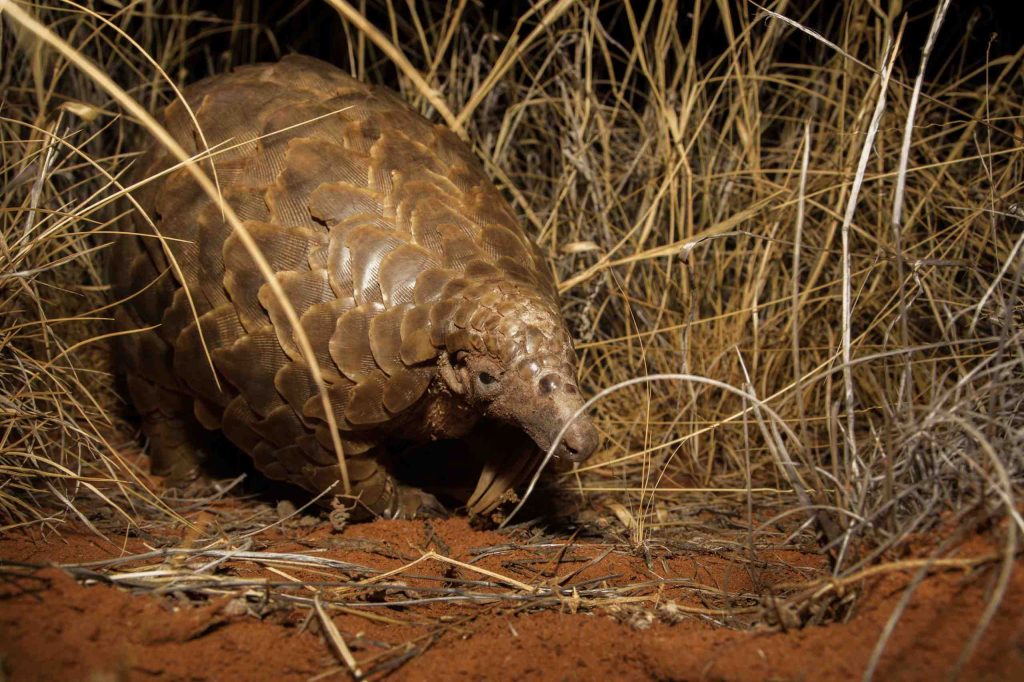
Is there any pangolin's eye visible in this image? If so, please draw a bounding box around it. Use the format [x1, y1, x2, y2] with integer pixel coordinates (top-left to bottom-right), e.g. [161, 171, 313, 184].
[539, 374, 561, 394]
[478, 371, 497, 385]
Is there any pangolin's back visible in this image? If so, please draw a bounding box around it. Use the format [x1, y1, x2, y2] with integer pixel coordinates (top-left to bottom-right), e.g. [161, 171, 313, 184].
[113, 55, 573, 506]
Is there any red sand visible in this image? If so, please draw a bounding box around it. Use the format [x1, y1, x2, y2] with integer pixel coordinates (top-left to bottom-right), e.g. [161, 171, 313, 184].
[1, 517, 1021, 681]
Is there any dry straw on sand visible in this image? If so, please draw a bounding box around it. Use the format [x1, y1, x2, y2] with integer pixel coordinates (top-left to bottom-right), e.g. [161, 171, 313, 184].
[1, 0, 1021, 677]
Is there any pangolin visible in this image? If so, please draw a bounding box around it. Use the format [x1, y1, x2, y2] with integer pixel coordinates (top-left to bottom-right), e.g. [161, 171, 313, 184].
[112, 55, 598, 519]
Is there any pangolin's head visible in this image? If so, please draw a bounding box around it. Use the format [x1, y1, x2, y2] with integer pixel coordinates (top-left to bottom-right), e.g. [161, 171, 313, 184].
[434, 287, 599, 465]
[454, 350, 599, 463]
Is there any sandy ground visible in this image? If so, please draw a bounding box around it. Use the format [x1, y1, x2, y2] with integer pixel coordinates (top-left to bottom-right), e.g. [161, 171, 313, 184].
[1, 515, 1021, 681]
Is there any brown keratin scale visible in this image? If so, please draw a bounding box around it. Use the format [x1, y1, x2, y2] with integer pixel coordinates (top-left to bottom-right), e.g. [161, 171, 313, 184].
[113, 55, 599, 519]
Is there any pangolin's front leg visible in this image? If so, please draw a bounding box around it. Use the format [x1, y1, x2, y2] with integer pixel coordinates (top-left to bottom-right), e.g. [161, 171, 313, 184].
[302, 450, 447, 520]
[126, 374, 208, 484]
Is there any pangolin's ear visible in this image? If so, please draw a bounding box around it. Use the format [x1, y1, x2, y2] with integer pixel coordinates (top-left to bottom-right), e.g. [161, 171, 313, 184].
[438, 352, 465, 395]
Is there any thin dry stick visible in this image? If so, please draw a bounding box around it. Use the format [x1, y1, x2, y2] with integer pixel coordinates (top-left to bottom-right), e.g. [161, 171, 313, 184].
[838, 33, 899, 480]
[891, 0, 951, 417]
[781, 552, 1002, 596]
[792, 123, 811, 440]
[353, 551, 536, 593]
[314, 594, 363, 680]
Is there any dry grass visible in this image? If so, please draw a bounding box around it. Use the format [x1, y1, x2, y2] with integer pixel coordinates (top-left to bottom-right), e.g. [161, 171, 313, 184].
[1, 0, 1022, 676]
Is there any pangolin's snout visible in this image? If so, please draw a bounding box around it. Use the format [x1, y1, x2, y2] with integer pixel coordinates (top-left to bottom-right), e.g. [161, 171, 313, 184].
[491, 365, 600, 465]
[560, 414, 599, 463]
[536, 371, 598, 462]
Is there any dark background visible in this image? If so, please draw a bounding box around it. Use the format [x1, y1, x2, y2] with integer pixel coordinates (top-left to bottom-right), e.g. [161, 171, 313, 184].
[179, 0, 1024, 88]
